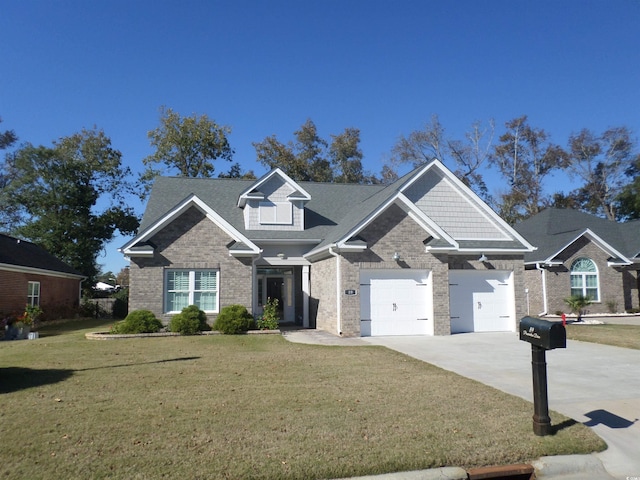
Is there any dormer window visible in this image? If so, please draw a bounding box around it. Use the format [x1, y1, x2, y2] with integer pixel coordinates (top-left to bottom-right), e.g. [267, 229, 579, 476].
[259, 201, 292, 225]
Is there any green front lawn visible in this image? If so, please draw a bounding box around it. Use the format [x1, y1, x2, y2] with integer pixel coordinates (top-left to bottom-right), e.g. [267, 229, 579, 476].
[1, 319, 605, 480]
[566, 323, 640, 350]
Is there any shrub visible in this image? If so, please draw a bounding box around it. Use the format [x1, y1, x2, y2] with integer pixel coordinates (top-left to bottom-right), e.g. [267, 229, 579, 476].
[605, 299, 618, 314]
[214, 305, 254, 334]
[111, 309, 163, 334]
[564, 294, 592, 319]
[257, 298, 280, 330]
[169, 305, 210, 335]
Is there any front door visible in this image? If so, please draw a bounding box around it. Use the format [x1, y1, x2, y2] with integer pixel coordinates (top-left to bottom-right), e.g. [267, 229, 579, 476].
[257, 270, 296, 324]
[266, 277, 284, 319]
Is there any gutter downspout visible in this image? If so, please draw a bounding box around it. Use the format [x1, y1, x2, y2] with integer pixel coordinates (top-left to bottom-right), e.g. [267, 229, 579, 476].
[329, 246, 342, 336]
[536, 262, 548, 316]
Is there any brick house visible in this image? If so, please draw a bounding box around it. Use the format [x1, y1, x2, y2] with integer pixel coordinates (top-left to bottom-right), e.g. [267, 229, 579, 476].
[0, 233, 85, 316]
[121, 160, 534, 336]
[513, 208, 640, 316]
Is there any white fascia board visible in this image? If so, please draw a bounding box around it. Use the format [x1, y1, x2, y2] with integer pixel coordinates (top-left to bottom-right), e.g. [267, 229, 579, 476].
[402, 159, 536, 252]
[546, 229, 630, 265]
[0, 263, 85, 280]
[335, 192, 455, 250]
[397, 194, 457, 246]
[454, 247, 534, 254]
[123, 194, 260, 255]
[237, 168, 311, 207]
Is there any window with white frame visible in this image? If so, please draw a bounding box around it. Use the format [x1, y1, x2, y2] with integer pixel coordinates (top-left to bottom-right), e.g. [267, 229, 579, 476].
[27, 281, 40, 306]
[259, 201, 292, 225]
[165, 270, 219, 313]
[570, 258, 599, 301]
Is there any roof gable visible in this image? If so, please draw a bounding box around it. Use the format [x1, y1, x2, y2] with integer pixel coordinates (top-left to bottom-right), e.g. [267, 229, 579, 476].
[121, 194, 260, 256]
[237, 168, 311, 208]
[306, 160, 534, 258]
[514, 208, 640, 265]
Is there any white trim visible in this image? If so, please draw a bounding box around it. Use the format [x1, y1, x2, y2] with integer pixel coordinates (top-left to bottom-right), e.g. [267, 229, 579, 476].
[401, 159, 536, 251]
[302, 265, 310, 328]
[0, 263, 85, 280]
[164, 269, 220, 314]
[544, 229, 631, 266]
[121, 194, 260, 256]
[237, 168, 311, 207]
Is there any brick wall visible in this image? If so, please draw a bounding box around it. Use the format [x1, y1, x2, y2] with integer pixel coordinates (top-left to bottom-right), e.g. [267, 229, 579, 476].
[129, 206, 253, 324]
[315, 204, 527, 337]
[523, 268, 545, 316]
[341, 204, 451, 336]
[544, 237, 633, 314]
[310, 255, 338, 334]
[0, 270, 81, 316]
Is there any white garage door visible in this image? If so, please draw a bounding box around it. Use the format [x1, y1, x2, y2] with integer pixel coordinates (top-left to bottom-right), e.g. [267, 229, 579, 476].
[449, 270, 514, 333]
[360, 270, 433, 336]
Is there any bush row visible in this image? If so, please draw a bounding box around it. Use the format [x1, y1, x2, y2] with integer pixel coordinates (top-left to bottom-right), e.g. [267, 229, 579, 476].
[109, 302, 280, 335]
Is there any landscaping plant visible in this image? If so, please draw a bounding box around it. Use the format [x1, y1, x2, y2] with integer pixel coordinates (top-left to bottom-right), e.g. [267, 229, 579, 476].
[257, 297, 280, 330]
[563, 294, 592, 320]
[213, 304, 254, 334]
[110, 309, 163, 334]
[169, 305, 210, 335]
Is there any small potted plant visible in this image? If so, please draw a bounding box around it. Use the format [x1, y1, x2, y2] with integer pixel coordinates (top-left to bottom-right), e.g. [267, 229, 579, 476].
[20, 305, 43, 339]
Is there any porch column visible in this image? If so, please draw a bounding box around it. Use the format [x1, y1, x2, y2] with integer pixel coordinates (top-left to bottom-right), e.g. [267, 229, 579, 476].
[302, 265, 310, 328]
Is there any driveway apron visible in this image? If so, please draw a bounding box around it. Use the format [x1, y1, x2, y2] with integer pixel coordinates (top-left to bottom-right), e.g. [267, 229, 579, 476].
[362, 333, 640, 480]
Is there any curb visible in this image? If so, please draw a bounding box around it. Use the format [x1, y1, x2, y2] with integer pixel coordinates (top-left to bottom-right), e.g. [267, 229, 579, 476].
[532, 454, 614, 478]
[333, 466, 468, 479]
[85, 329, 282, 340]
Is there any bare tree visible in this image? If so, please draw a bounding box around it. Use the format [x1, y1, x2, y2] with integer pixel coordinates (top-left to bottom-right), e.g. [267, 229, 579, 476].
[490, 116, 569, 222]
[566, 126, 637, 221]
[389, 114, 494, 202]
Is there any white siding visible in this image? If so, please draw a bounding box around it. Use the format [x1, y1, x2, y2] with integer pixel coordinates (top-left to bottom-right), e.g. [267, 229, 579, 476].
[243, 177, 304, 231]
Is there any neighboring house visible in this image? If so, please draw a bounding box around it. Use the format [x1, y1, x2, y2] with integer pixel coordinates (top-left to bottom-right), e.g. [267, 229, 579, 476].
[0, 233, 85, 316]
[513, 208, 640, 316]
[121, 160, 534, 337]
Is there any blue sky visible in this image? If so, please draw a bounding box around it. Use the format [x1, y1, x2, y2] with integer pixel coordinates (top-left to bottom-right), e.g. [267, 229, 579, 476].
[2, 0, 639, 276]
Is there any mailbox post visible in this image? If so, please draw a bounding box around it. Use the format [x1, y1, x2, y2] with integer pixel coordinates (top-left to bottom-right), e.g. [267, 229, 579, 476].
[519, 317, 566, 436]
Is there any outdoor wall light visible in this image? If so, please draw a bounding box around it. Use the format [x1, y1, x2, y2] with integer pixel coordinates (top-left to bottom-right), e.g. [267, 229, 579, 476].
[478, 254, 488, 262]
[392, 252, 401, 262]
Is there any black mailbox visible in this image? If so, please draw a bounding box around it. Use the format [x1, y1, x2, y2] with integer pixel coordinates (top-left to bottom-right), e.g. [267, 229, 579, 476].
[519, 316, 566, 350]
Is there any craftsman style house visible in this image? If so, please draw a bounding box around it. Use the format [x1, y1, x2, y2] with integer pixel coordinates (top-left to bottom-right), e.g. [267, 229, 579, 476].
[121, 160, 535, 336]
[0, 233, 84, 316]
[514, 208, 640, 316]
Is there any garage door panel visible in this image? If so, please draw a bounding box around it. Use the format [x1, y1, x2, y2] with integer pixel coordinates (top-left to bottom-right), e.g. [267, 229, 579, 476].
[449, 271, 514, 333]
[361, 270, 433, 336]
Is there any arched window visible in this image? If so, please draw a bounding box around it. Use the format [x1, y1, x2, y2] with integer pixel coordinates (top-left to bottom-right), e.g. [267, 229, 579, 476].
[570, 258, 599, 301]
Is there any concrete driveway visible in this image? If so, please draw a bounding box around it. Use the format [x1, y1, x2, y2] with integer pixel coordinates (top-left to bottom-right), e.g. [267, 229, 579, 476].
[362, 333, 640, 480]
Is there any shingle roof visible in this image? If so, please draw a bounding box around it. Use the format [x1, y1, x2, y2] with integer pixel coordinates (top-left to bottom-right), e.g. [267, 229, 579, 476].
[138, 176, 387, 243]
[513, 208, 640, 263]
[0, 233, 84, 276]
[132, 162, 532, 256]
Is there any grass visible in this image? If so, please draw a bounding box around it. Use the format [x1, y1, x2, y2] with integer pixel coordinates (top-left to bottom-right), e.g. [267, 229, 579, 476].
[566, 323, 640, 350]
[1, 319, 605, 480]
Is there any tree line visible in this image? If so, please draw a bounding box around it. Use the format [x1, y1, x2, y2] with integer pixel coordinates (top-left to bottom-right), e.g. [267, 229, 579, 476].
[1, 109, 639, 289]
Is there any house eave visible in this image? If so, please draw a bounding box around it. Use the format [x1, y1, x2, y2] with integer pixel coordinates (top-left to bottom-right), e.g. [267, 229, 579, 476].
[0, 263, 86, 280]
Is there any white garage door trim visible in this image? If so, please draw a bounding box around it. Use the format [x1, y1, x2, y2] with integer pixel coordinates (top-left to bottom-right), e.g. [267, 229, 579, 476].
[449, 270, 515, 333]
[360, 269, 433, 336]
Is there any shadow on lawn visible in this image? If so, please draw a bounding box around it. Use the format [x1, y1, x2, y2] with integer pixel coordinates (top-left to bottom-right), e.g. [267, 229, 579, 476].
[0, 367, 74, 394]
[1, 357, 201, 394]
